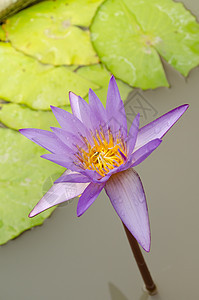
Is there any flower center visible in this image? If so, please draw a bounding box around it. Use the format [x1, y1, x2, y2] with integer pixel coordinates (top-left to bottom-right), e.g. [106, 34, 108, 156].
[75, 127, 126, 177]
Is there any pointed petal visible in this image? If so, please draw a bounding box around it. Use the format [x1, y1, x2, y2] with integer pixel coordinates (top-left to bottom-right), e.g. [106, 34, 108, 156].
[29, 170, 89, 217]
[106, 76, 127, 138]
[69, 92, 82, 121]
[19, 128, 71, 154]
[135, 104, 189, 151]
[131, 139, 162, 167]
[69, 92, 93, 131]
[77, 182, 105, 217]
[89, 88, 107, 129]
[127, 113, 140, 154]
[50, 105, 91, 140]
[105, 168, 150, 252]
[54, 173, 91, 184]
[106, 76, 121, 113]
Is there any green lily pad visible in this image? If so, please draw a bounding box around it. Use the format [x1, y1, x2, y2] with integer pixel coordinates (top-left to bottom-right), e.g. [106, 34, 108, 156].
[0, 65, 132, 130]
[77, 64, 133, 104]
[0, 42, 98, 110]
[0, 128, 64, 245]
[4, 0, 103, 66]
[91, 0, 199, 89]
[0, 103, 72, 130]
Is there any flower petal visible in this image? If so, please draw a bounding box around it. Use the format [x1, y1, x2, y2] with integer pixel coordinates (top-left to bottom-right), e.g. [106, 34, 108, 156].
[50, 127, 83, 152]
[80, 168, 103, 182]
[89, 88, 107, 129]
[106, 76, 127, 138]
[50, 105, 91, 141]
[106, 76, 121, 113]
[69, 92, 82, 121]
[105, 168, 150, 252]
[131, 139, 162, 167]
[135, 104, 189, 151]
[77, 182, 105, 217]
[127, 113, 140, 154]
[29, 170, 89, 217]
[41, 153, 80, 172]
[41, 152, 101, 183]
[69, 92, 93, 131]
[54, 173, 91, 184]
[19, 128, 71, 154]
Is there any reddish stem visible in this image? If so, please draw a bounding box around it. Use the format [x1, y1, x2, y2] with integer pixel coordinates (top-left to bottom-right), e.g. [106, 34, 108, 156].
[123, 224, 157, 295]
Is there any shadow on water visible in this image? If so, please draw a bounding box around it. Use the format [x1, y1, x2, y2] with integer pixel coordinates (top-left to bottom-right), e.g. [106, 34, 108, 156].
[109, 282, 163, 300]
[109, 283, 128, 300]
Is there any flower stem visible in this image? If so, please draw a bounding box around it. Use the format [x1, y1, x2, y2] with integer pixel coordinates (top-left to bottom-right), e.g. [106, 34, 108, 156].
[123, 224, 157, 295]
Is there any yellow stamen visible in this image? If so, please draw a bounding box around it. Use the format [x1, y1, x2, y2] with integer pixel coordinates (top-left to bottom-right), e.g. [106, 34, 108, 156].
[75, 127, 126, 177]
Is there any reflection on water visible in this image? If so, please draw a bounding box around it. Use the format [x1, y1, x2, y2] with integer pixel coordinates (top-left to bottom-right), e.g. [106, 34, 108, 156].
[109, 282, 162, 300]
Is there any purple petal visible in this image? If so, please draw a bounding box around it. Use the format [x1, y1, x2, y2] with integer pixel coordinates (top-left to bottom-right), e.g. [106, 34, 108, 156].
[80, 169, 103, 182]
[50, 105, 91, 141]
[106, 76, 127, 138]
[41, 153, 80, 172]
[69, 92, 82, 120]
[131, 139, 162, 167]
[54, 172, 91, 184]
[42, 153, 103, 183]
[105, 168, 150, 252]
[93, 157, 132, 180]
[50, 127, 83, 152]
[106, 76, 122, 113]
[89, 89, 107, 129]
[127, 113, 140, 154]
[29, 170, 89, 217]
[19, 128, 71, 154]
[69, 92, 93, 131]
[135, 104, 189, 151]
[77, 182, 105, 217]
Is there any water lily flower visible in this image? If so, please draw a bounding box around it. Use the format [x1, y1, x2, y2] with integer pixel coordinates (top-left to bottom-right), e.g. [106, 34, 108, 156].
[19, 76, 188, 252]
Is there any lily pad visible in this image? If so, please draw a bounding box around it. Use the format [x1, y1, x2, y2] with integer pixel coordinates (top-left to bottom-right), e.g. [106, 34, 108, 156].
[0, 103, 72, 130]
[4, 0, 103, 65]
[0, 42, 98, 110]
[0, 65, 132, 130]
[0, 128, 64, 245]
[77, 64, 133, 104]
[91, 0, 199, 89]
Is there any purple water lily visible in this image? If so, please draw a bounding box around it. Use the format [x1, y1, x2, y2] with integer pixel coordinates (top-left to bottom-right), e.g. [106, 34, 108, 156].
[19, 76, 188, 252]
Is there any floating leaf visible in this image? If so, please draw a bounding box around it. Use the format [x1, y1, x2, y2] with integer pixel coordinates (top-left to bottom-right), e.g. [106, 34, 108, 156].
[4, 0, 103, 65]
[0, 128, 64, 245]
[0, 42, 98, 110]
[91, 0, 199, 89]
[77, 64, 133, 104]
[0, 65, 132, 130]
[0, 103, 72, 130]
